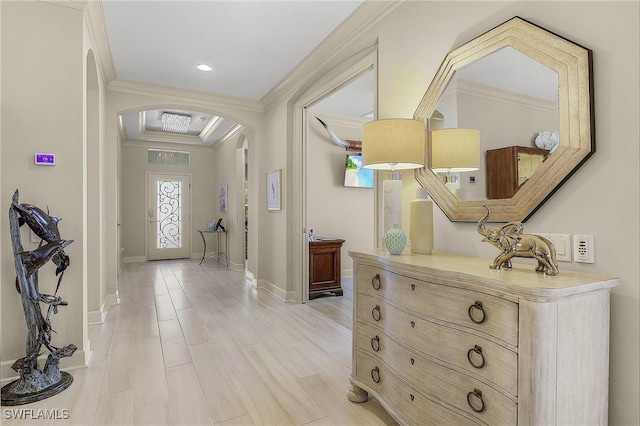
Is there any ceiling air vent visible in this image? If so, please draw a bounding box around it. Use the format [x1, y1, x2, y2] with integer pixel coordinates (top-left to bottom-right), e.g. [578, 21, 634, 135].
[161, 112, 191, 133]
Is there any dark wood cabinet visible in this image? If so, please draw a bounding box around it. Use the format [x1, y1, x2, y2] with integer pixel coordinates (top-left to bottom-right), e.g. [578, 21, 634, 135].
[486, 146, 549, 199]
[309, 238, 345, 300]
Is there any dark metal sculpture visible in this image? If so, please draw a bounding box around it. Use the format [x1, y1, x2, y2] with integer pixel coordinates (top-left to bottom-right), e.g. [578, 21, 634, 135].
[477, 205, 559, 275]
[1, 190, 76, 406]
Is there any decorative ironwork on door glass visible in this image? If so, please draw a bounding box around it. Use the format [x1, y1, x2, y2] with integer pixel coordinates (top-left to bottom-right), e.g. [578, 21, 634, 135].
[156, 180, 183, 249]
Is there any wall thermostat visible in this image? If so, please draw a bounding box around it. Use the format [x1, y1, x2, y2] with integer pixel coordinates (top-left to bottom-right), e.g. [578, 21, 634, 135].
[35, 153, 55, 166]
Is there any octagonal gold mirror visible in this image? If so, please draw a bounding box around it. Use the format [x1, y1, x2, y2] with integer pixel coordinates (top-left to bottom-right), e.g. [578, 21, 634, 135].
[414, 17, 594, 222]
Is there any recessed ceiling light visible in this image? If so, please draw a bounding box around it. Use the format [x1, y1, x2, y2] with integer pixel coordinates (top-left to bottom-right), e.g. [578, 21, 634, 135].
[196, 64, 212, 72]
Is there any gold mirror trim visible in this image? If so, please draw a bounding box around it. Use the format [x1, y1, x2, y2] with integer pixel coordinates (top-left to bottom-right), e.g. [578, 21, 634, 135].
[414, 17, 594, 222]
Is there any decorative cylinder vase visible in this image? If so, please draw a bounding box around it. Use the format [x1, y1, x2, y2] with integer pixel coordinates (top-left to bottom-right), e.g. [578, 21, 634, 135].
[384, 224, 407, 255]
[410, 188, 434, 254]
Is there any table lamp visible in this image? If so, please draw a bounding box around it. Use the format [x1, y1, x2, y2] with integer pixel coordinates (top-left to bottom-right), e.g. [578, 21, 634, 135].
[362, 118, 425, 254]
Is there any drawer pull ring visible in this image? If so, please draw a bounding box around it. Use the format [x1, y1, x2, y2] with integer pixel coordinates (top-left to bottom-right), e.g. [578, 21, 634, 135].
[372, 274, 381, 290]
[371, 335, 380, 352]
[468, 301, 487, 324]
[467, 345, 486, 369]
[371, 367, 381, 384]
[410, 321, 415, 328]
[372, 305, 382, 321]
[410, 358, 415, 365]
[410, 394, 415, 401]
[467, 388, 486, 413]
[411, 283, 415, 291]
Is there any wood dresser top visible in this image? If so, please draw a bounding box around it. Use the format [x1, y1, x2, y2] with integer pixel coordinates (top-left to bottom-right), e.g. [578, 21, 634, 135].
[349, 249, 619, 302]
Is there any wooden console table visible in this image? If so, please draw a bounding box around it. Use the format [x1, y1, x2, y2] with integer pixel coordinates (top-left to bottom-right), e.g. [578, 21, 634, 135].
[348, 249, 618, 425]
[309, 237, 345, 300]
[197, 229, 228, 267]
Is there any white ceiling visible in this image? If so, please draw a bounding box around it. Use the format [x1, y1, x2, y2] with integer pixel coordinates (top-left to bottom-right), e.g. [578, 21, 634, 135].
[103, 3, 557, 148]
[102, 0, 364, 147]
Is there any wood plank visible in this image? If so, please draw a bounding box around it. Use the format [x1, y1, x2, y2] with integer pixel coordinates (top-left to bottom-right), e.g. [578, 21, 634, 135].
[166, 364, 213, 425]
[158, 319, 192, 368]
[189, 341, 248, 423]
[134, 336, 170, 408]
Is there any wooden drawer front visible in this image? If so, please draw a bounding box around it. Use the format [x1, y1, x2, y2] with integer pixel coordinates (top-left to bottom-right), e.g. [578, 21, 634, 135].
[357, 294, 517, 396]
[356, 324, 517, 425]
[355, 352, 478, 426]
[358, 264, 519, 346]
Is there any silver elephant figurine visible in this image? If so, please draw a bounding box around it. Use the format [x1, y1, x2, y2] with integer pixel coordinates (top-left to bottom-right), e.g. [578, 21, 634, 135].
[477, 205, 559, 275]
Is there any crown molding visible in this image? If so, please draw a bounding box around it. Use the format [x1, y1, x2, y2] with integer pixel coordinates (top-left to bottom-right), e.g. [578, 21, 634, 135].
[453, 79, 557, 114]
[108, 79, 264, 114]
[260, 0, 399, 111]
[122, 139, 214, 153]
[312, 112, 369, 130]
[84, 0, 116, 84]
[41, 0, 86, 11]
[212, 124, 246, 152]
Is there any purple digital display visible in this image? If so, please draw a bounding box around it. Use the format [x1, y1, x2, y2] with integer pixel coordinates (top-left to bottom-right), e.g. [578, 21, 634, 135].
[35, 153, 55, 166]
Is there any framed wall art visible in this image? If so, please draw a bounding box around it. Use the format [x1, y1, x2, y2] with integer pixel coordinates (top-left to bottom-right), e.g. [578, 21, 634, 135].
[267, 169, 282, 211]
[220, 183, 228, 213]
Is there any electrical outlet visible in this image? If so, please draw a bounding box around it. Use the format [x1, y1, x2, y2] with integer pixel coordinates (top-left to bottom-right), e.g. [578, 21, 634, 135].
[536, 233, 572, 262]
[573, 235, 595, 263]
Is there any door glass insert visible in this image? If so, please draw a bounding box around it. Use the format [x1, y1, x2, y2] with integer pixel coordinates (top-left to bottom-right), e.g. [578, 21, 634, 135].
[156, 180, 183, 249]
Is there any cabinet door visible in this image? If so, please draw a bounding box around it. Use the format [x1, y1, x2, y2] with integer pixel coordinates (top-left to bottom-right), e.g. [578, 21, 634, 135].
[309, 246, 339, 288]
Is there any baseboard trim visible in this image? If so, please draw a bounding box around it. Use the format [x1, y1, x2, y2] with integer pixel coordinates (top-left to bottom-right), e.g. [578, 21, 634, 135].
[228, 260, 244, 271]
[87, 310, 102, 325]
[88, 293, 118, 325]
[123, 256, 146, 263]
[1, 349, 88, 383]
[257, 279, 286, 302]
[246, 270, 257, 289]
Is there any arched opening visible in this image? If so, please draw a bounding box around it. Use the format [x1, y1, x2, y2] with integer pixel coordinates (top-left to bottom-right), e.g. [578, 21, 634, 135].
[235, 135, 249, 269]
[115, 105, 249, 270]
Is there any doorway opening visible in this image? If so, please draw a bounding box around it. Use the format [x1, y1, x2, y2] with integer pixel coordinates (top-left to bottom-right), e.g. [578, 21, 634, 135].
[147, 173, 191, 260]
[292, 50, 377, 304]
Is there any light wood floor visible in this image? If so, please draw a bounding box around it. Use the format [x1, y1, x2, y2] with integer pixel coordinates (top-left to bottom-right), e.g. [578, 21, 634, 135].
[5, 260, 396, 425]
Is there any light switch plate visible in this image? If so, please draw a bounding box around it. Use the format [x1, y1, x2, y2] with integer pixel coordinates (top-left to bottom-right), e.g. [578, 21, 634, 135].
[536, 233, 572, 262]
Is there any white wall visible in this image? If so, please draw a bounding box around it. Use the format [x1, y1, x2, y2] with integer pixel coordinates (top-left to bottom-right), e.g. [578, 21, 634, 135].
[372, 3, 639, 424]
[307, 114, 374, 277]
[1, 1, 89, 375]
[258, 101, 290, 299]
[210, 131, 252, 270]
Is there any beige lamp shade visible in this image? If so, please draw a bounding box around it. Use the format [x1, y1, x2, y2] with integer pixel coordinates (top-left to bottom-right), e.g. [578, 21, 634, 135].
[430, 128, 480, 172]
[362, 119, 426, 170]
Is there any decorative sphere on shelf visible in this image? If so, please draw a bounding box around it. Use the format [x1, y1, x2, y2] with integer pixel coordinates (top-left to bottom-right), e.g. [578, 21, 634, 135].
[384, 224, 407, 255]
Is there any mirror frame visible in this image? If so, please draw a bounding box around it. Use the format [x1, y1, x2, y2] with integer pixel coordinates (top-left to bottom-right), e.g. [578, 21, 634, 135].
[414, 16, 594, 222]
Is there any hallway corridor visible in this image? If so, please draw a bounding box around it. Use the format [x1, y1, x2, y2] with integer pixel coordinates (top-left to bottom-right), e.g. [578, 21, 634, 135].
[4, 260, 394, 425]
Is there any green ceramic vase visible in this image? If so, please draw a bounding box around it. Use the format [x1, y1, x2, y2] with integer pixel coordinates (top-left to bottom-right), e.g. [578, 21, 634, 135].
[384, 224, 406, 255]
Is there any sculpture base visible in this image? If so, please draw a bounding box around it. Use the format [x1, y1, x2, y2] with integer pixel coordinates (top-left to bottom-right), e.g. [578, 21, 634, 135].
[1, 371, 73, 406]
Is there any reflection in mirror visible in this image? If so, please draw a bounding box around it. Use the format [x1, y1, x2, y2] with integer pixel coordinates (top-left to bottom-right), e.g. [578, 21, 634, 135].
[414, 17, 594, 222]
[430, 128, 480, 199]
[429, 46, 559, 201]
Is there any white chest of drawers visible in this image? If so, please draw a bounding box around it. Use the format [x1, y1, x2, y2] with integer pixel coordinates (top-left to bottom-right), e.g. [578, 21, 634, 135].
[348, 249, 618, 426]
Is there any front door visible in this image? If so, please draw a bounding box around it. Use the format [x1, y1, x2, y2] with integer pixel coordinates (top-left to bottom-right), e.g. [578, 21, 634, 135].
[148, 173, 191, 260]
